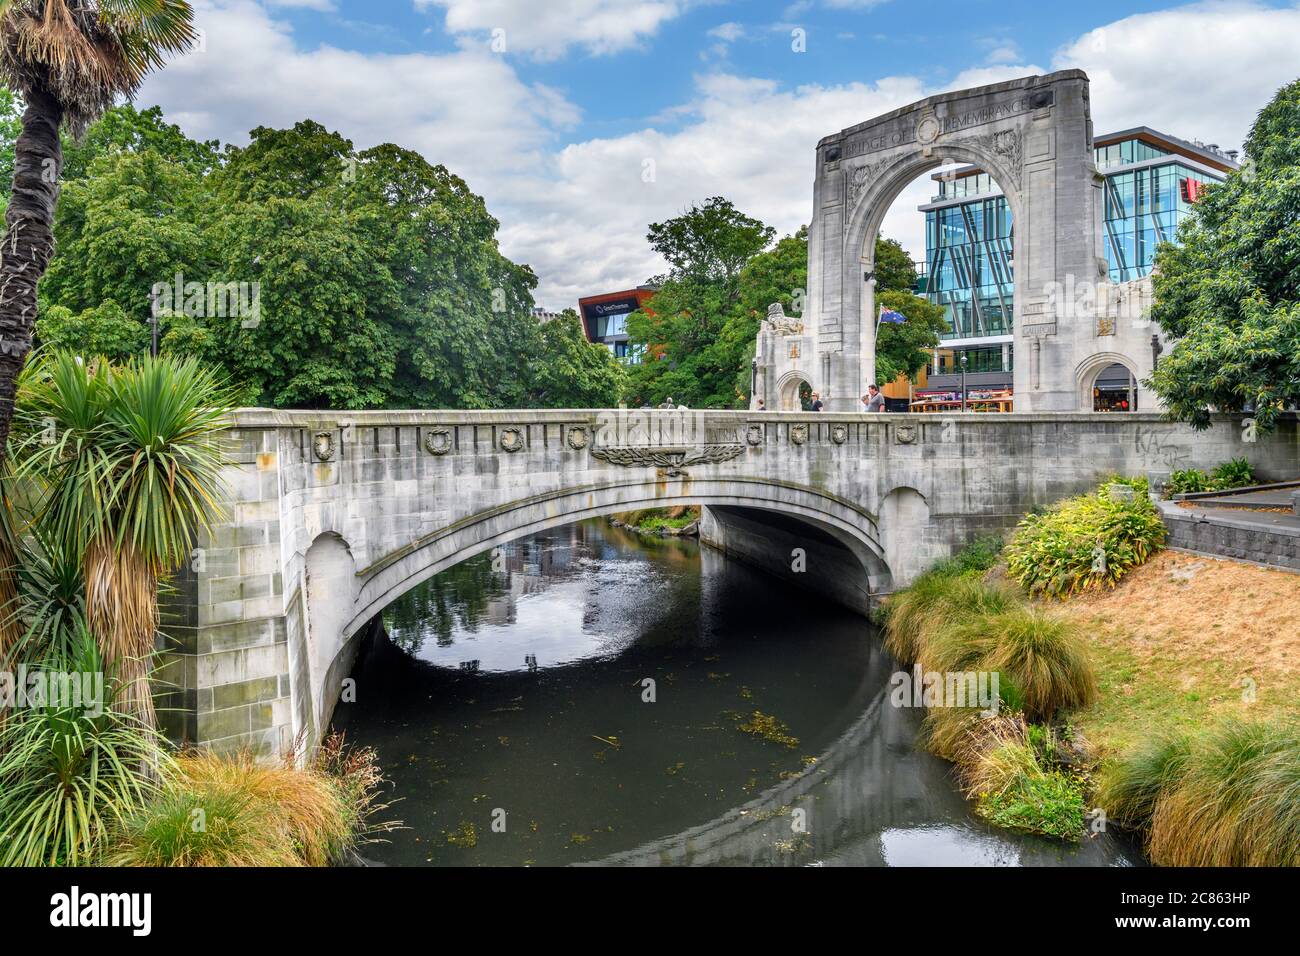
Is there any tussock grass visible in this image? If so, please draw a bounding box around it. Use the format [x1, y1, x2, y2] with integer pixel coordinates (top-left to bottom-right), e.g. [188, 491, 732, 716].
[109, 748, 357, 867]
[887, 576, 1094, 723]
[883, 573, 1018, 665]
[1102, 719, 1300, 866]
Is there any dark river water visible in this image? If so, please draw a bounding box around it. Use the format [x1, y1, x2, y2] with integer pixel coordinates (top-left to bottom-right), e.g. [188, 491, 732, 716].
[332, 519, 1140, 867]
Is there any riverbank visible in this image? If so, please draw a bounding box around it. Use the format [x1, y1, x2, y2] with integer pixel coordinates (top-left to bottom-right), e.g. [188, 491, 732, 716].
[1059, 550, 1300, 756]
[883, 483, 1300, 864]
[610, 506, 700, 537]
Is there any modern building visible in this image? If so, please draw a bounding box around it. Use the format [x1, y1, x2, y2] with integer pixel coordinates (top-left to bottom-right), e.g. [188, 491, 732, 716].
[916, 127, 1237, 408]
[577, 286, 657, 363]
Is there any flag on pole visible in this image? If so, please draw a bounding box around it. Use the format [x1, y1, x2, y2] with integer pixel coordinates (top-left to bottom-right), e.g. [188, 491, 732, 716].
[879, 306, 907, 324]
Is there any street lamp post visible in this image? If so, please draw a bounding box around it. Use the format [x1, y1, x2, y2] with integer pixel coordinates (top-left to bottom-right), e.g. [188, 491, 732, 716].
[148, 290, 159, 357]
[959, 352, 968, 413]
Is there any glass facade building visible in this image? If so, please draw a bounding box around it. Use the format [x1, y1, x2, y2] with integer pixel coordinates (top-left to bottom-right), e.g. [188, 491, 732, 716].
[916, 128, 1235, 396]
[576, 286, 657, 364]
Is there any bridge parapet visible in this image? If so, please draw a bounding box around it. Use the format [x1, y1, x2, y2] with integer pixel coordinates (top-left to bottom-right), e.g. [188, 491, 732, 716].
[156, 409, 1298, 758]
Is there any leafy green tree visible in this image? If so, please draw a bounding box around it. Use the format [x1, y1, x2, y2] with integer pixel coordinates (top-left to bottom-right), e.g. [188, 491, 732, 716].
[35, 301, 148, 360]
[1148, 79, 1300, 431]
[199, 195, 401, 409]
[0, 86, 23, 213]
[874, 289, 947, 384]
[39, 149, 211, 324]
[214, 120, 352, 204]
[646, 196, 775, 284]
[0, 0, 197, 465]
[874, 236, 918, 293]
[529, 311, 625, 408]
[61, 102, 220, 181]
[625, 199, 778, 407]
[340, 142, 538, 409]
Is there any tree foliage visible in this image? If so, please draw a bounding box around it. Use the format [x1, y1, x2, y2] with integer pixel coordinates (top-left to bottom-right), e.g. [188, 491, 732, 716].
[1148, 79, 1300, 431]
[29, 102, 620, 410]
[625, 211, 932, 407]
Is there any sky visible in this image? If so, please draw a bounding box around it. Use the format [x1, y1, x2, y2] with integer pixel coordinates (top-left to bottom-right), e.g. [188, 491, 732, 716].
[136, 0, 1300, 309]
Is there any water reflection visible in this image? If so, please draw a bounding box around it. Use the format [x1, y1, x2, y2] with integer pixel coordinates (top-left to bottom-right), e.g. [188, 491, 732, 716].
[334, 519, 1140, 867]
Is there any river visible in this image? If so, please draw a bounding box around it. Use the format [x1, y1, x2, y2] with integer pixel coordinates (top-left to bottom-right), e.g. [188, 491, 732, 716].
[332, 519, 1140, 866]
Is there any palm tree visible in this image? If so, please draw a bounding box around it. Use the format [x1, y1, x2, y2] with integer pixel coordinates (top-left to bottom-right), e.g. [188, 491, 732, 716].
[16, 352, 231, 727]
[0, 1, 196, 464]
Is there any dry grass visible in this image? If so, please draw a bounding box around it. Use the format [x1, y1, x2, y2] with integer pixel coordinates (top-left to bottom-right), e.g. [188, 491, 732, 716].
[108, 750, 352, 867]
[1056, 551, 1300, 755]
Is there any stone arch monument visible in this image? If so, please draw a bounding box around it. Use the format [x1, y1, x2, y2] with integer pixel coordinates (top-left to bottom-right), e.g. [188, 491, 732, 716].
[753, 69, 1158, 412]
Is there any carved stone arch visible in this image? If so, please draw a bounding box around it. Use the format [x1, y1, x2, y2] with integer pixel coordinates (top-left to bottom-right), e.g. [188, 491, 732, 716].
[775, 369, 813, 411]
[800, 70, 1102, 413]
[1075, 351, 1139, 411]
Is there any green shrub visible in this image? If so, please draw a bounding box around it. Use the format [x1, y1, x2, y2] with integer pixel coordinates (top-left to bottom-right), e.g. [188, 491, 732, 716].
[1005, 489, 1165, 597]
[974, 746, 1086, 841]
[0, 633, 171, 866]
[930, 535, 1004, 576]
[1210, 457, 1255, 490]
[1101, 719, 1300, 866]
[1166, 468, 1212, 495]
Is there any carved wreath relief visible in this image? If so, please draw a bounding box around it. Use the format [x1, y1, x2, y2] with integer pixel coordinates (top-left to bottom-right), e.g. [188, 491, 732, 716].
[424, 427, 452, 456]
[746, 423, 764, 446]
[831, 424, 849, 445]
[566, 425, 590, 450]
[894, 423, 918, 445]
[790, 423, 809, 445]
[312, 431, 335, 461]
[499, 427, 525, 453]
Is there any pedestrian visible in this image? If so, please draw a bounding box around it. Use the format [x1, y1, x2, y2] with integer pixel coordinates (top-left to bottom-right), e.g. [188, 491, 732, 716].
[862, 384, 885, 412]
[810, 392, 824, 412]
[756, 398, 766, 411]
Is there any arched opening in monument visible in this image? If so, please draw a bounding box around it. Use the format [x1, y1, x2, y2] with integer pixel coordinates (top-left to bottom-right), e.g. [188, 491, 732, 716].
[776, 373, 814, 410]
[867, 160, 1016, 412]
[1091, 362, 1138, 412]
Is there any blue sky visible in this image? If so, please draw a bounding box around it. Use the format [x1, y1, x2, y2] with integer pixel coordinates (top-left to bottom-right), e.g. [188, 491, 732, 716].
[138, 1, 1300, 307]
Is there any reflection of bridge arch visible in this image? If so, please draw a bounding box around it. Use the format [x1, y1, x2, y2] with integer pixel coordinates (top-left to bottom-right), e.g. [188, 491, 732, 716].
[347, 476, 892, 642]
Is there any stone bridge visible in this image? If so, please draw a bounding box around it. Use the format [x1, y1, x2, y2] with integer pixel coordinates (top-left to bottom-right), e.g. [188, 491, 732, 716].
[158, 408, 1298, 758]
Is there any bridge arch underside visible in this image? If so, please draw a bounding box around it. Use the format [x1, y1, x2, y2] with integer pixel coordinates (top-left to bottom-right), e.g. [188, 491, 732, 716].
[344, 478, 893, 642]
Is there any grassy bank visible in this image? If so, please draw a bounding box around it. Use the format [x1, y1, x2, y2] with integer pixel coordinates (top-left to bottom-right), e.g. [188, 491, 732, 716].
[611, 505, 701, 536]
[882, 479, 1300, 862]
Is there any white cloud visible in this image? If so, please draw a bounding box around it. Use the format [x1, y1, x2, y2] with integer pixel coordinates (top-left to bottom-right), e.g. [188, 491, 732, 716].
[1053, 0, 1300, 152]
[140, 1, 579, 186]
[416, 0, 688, 59]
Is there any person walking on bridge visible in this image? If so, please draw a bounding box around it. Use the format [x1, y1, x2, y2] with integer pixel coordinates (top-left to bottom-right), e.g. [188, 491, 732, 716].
[862, 385, 885, 412]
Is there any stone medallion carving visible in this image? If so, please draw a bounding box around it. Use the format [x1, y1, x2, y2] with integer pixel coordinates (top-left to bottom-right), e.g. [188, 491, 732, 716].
[499, 427, 525, 453]
[591, 443, 744, 479]
[312, 431, 335, 462]
[566, 425, 590, 450]
[831, 424, 849, 445]
[746, 423, 764, 446]
[424, 427, 452, 456]
[915, 113, 941, 146]
[790, 423, 809, 445]
[895, 423, 918, 445]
